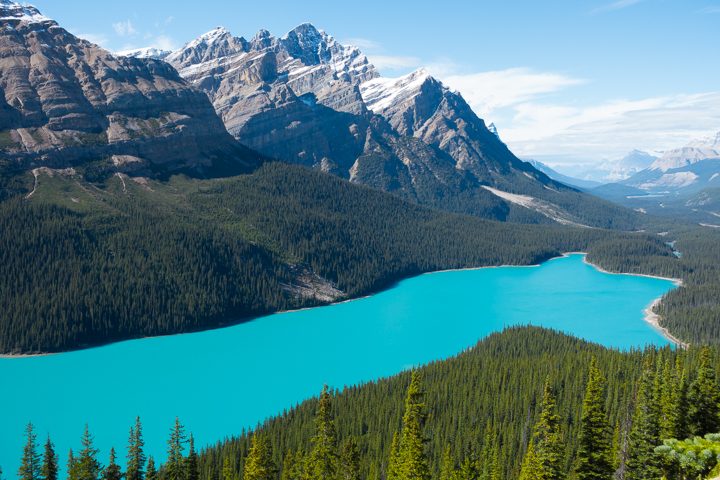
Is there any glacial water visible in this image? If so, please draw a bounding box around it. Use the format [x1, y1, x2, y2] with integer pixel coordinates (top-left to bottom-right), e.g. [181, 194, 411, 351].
[0, 254, 676, 475]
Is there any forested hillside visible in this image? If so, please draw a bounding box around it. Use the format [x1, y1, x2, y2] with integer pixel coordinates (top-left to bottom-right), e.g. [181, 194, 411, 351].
[197, 327, 720, 480]
[0, 163, 678, 354]
[12, 328, 720, 480]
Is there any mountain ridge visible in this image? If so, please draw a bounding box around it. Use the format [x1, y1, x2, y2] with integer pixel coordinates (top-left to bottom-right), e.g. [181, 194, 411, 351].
[156, 23, 638, 229]
[0, 1, 259, 179]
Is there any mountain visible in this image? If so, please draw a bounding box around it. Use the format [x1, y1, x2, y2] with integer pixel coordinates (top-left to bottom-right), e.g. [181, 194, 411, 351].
[598, 132, 720, 196]
[549, 150, 658, 184]
[590, 132, 720, 223]
[0, 1, 258, 180]
[650, 131, 720, 172]
[526, 160, 603, 190]
[606, 149, 658, 181]
[164, 25, 639, 229]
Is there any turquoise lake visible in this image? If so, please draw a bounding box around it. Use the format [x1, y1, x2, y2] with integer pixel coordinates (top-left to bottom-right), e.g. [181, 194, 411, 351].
[0, 254, 676, 474]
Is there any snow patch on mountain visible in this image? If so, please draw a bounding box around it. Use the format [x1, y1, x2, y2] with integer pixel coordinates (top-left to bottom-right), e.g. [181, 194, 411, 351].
[0, 0, 52, 24]
[360, 68, 433, 113]
[116, 47, 171, 59]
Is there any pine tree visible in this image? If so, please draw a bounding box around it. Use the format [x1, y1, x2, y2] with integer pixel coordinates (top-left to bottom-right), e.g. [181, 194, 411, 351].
[518, 441, 542, 480]
[281, 451, 304, 480]
[397, 371, 430, 480]
[222, 454, 237, 480]
[574, 358, 614, 480]
[387, 432, 401, 480]
[166, 418, 187, 480]
[339, 438, 361, 480]
[18, 423, 41, 480]
[67, 450, 78, 480]
[126, 417, 145, 480]
[457, 455, 478, 480]
[485, 446, 500, 480]
[674, 370, 690, 440]
[530, 380, 564, 480]
[658, 358, 680, 439]
[625, 359, 662, 480]
[307, 386, 338, 480]
[102, 448, 122, 480]
[41, 437, 58, 480]
[145, 457, 157, 480]
[439, 446, 456, 480]
[688, 346, 720, 436]
[186, 435, 199, 480]
[75, 425, 102, 480]
[479, 428, 499, 480]
[243, 434, 275, 480]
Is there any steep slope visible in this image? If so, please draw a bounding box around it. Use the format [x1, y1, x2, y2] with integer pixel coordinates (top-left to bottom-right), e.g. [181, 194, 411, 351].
[166, 25, 638, 228]
[360, 69, 638, 228]
[0, 1, 258, 178]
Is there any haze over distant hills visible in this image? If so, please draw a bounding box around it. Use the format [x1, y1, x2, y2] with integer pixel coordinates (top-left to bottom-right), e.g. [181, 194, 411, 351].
[587, 131, 720, 224]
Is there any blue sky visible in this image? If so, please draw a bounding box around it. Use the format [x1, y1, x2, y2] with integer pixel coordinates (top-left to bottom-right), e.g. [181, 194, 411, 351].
[33, 0, 720, 166]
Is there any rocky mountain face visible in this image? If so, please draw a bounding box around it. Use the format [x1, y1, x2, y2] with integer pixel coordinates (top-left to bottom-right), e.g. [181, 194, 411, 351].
[0, 1, 258, 177]
[164, 24, 633, 227]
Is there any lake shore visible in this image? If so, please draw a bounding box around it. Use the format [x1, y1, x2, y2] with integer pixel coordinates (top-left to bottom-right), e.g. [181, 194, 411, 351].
[580, 254, 686, 348]
[643, 298, 689, 349]
[1, 252, 684, 358]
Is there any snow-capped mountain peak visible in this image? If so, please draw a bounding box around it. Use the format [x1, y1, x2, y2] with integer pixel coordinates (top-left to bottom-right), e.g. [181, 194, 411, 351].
[166, 26, 248, 72]
[186, 26, 232, 49]
[0, 0, 53, 25]
[360, 68, 438, 113]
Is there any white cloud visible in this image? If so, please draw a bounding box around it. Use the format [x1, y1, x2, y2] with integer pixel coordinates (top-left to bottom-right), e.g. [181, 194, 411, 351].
[343, 37, 381, 50]
[150, 35, 177, 51]
[426, 66, 720, 163]
[437, 68, 586, 118]
[112, 20, 137, 37]
[76, 33, 110, 48]
[498, 92, 720, 161]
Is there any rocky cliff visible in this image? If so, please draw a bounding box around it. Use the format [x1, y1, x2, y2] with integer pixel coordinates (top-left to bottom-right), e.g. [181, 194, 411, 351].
[0, 1, 258, 177]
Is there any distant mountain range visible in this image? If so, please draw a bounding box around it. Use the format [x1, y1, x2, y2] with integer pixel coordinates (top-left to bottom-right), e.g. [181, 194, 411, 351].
[537, 150, 658, 185]
[589, 132, 720, 224]
[525, 160, 603, 190]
